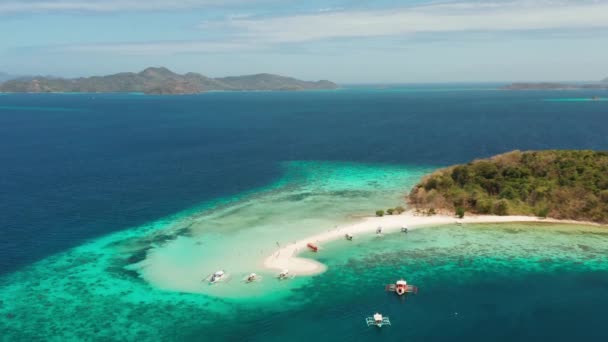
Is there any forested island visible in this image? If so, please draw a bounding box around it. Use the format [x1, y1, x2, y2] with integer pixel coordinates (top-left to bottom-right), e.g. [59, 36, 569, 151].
[0, 67, 338, 94]
[408, 150, 608, 223]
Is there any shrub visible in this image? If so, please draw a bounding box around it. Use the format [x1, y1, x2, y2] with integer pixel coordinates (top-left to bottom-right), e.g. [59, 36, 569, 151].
[376, 210, 384, 217]
[493, 200, 509, 216]
[455, 207, 465, 218]
[536, 206, 549, 218]
[600, 190, 608, 204]
[386, 208, 394, 215]
[474, 161, 499, 179]
[427, 208, 436, 216]
[476, 199, 493, 214]
[499, 185, 517, 200]
[394, 206, 405, 214]
[451, 166, 470, 187]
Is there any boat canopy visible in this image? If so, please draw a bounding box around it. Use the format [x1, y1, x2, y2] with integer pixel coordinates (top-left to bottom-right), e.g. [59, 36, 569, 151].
[214, 270, 225, 277]
[396, 280, 407, 286]
[373, 313, 383, 321]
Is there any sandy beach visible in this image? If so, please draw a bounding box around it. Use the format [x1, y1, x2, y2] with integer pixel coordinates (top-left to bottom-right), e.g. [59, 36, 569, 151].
[263, 212, 601, 276]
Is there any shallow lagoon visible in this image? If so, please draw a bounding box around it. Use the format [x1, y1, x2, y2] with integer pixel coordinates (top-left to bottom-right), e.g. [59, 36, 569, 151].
[2, 220, 606, 341]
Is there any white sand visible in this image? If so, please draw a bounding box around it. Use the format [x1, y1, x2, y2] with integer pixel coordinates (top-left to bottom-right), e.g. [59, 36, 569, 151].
[263, 212, 598, 276]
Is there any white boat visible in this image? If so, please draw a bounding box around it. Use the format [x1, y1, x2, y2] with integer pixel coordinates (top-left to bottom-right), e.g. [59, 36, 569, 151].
[376, 226, 382, 234]
[401, 226, 408, 233]
[345, 233, 353, 241]
[385, 279, 418, 296]
[366, 312, 390, 327]
[278, 269, 291, 280]
[245, 273, 259, 283]
[209, 270, 226, 284]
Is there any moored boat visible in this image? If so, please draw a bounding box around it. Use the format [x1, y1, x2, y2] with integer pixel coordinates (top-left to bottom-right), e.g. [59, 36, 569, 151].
[385, 278, 418, 296]
[278, 269, 290, 280]
[209, 270, 226, 284]
[307, 242, 319, 252]
[366, 312, 390, 327]
[246, 273, 258, 283]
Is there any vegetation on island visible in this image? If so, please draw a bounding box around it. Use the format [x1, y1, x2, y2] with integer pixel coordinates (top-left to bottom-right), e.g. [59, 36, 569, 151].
[408, 150, 608, 223]
[376, 206, 405, 217]
[0, 67, 338, 95]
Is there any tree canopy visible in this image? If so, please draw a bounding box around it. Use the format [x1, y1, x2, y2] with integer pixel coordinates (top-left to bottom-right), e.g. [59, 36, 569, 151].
[408, 150, 608, 223]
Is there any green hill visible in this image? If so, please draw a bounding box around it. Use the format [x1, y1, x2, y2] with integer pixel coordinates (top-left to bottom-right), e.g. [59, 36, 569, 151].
[408, 150, 608, 223]
[0, 67, 339, 94]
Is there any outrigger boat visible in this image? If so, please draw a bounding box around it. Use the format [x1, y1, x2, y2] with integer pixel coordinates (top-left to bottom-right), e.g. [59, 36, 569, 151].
[208, 270, 227, 284]
[345, 233, 353, 241]
[366, 313, 390, 327]
[376, 226, 383, 235]
[307, 242, 319, 252]
[401, 226, 408, 233]
[245, 273, 261, 283]
[278, 269, 293, 280]
[385, 279, 418, 296]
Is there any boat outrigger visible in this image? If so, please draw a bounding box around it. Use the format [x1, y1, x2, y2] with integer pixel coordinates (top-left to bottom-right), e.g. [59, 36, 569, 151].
[385, 279, 418, 296]
[366, 313, 390, 327]
[345, 233, 353, 241]
[307, 242, 319, 252]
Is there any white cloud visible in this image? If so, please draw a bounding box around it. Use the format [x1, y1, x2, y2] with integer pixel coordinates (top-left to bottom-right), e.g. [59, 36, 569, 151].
[38, 0, 608, 55]
[213, 0, 608, 43]
[0, 0, 250, 13]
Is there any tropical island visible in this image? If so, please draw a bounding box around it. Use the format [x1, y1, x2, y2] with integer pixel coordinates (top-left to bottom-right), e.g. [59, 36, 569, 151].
[265, 150, 608, 277]
[408, 150, 608, 223]
[0, 67, 338, 94]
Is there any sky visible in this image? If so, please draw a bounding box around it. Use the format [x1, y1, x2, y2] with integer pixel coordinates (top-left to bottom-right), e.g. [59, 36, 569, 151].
[1, 0, 608, 83]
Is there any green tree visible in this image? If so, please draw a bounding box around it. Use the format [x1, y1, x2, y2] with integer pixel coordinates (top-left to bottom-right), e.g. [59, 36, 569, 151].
[451, 166, 470, 187]
[455, 207, 465, 218]
[376, 210, 385, 217]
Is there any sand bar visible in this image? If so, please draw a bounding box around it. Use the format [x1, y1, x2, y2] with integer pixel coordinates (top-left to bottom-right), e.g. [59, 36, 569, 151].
[263, 211, 602, 276]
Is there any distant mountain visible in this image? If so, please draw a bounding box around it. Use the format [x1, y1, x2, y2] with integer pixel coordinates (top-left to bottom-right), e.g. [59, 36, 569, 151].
[502, 82, 608, 90]
[602, 77, 608, 83]
[0, 72, 19, 83]
[0, 67, 339, 94]
[215, 73, 337, 91]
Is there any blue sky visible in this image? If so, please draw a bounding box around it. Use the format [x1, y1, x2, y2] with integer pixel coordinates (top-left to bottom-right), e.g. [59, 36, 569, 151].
[1, 0, 608, 83]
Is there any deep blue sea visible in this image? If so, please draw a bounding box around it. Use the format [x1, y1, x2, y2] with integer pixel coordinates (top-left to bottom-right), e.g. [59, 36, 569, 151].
[1, 87, 608, 341]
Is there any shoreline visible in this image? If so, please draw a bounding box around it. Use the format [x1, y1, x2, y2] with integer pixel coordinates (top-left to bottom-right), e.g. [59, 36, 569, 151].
[263, 211, 604, 276]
